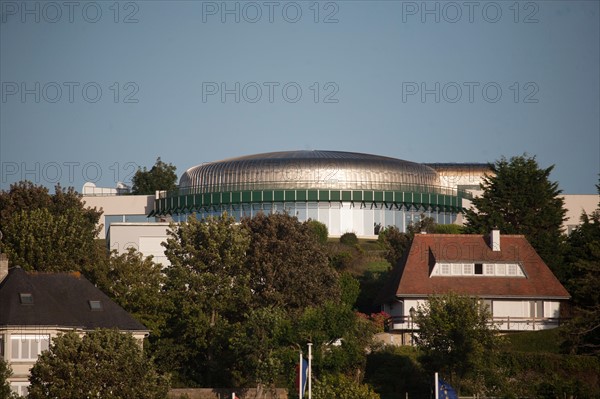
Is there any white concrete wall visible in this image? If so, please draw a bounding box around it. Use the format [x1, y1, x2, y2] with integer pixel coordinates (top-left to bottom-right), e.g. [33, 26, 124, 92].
[82, 195, 154, 239]
[108, 223, 172, 266]
[562, 194, 599, 233]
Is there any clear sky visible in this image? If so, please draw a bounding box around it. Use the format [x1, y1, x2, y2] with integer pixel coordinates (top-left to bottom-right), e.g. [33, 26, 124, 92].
[1, 0, 599, 194]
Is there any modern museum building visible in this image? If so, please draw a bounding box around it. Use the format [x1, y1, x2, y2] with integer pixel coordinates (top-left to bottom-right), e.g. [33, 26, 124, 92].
[151, 150, 484, 238]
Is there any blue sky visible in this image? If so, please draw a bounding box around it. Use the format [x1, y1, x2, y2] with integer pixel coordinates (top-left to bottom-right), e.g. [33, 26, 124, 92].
[1, 0, 599, 193]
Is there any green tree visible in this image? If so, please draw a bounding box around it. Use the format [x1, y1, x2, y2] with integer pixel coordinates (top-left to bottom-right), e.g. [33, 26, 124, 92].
[241, 213, 340, 311]
[562, 180, 600, 355]
[414, 293, 503, 396]
[229, 307, 292, 395]
[306, 219, 329, 245]
[28, 329, 169, 399]
[0, 182, 102, 272]
[297, 301, 377, 380]
[159, 214, 251, 386]
[131, 157, 177, 195]
[377, 226, 410, 266]
[1, 357, 19, 399]
[464, 155, 567, 274]
[85, 248, 167, 337]
[313, 373, 380, 399]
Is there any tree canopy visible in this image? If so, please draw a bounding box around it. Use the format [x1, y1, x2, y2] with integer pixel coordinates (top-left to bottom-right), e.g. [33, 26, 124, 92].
[241, 213, 340, 311]
[562, 180, 600, 355]
[131, 157, 177, 195]
[28, 329, 169, 399]
[464, 155, 567, 273]
[414, 293, 503, 396]
[0, 181, 102, 272]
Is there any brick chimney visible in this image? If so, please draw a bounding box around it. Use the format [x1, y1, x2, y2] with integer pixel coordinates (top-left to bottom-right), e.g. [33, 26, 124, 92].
[0, 253, 8, 282]
[490, 229, 501, 252]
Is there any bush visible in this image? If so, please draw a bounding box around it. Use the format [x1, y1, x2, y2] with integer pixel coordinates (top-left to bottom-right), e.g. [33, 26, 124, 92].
[340, 232, 359, 246]
[307, 219, 329, 244]
[313, 373, 380, 399]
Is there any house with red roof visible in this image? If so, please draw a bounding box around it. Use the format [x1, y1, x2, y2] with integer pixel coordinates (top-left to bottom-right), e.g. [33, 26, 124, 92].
[376, 231, 570, 344]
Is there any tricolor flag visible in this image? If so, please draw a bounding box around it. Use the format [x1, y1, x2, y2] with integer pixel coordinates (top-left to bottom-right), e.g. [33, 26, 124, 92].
[295, 356, 309, 398]
[437, 376, 458, 399]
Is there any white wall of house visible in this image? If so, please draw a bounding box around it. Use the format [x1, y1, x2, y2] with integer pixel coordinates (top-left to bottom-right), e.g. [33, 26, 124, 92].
[108, 223, 172, 266]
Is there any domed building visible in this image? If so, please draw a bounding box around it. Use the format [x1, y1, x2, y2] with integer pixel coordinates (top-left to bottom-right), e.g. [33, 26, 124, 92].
[152, 150, 475, 237]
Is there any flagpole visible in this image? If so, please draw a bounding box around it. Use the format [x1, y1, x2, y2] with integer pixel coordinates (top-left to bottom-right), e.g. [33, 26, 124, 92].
[299, 350, 302, 399]
[434, 372, 439, 399]
[307, 343, 312, 399]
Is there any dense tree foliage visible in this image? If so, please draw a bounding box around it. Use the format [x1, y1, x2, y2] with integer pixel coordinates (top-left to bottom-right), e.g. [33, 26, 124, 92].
[464, 155, 567, 273]
[28, 329, 169, 399]
[0, 181, 102, 271]
[86, 248, 167, 337]
[159, 214, 251, 386]
[131, 157, 177, 195]
[1, 357, 19, 399]
[241, 213, 340, 311]
[562, 181, 600, 355]
[313, 373, 380, 399]
[306, 219, 329, 244]
[414, 293, 503, 396]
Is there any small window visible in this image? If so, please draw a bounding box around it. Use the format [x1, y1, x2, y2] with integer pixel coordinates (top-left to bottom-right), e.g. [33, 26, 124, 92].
[19, 293, 33, 305]
[89, 300, 103, 311]
[475, 263, 483, 275]
[452, 264, 462, 275]
[508, 264, 517, 276]
[463, 263, 474, 275]
[485, 264, 495, 275]
[441, 264, 450, 275]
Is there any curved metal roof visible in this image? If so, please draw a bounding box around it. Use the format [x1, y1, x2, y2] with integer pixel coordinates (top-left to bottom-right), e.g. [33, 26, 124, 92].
[179, 150, 439, 193]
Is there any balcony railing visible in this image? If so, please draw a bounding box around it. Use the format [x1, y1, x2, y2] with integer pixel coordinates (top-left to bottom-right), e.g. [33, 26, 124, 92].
[385, 316, 565, 333]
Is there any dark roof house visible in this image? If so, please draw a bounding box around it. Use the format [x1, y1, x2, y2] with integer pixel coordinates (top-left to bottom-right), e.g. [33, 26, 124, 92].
[0, 256, 148, 396]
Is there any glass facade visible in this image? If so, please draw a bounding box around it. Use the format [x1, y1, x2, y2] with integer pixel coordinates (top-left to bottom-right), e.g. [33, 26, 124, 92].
[172, 201, 458, 236]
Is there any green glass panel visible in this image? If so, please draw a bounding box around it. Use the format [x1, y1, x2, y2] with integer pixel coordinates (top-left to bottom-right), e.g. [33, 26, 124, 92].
[363, 191, 373, 202]
[252, 191, 263, 202]
[263, 191, 273, 202]
[274, 190, 284, 201]
[242, 191, 252, 202]
[330, 190, 341, 201]
[352, 191, 363, 201]
[285, 191, 295, 201]
[374, 191, 383, 202]
[319, 191, 330, 201]
[296, 190, 307, 201]
[342, 191, 352, 201]
[308, 190, 318, 201]
[384, 192, 393, 202]
[232, 192, 241, 204]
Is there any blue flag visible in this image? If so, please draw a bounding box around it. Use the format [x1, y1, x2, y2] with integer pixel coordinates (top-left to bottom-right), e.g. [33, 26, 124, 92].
[438, 378, 458, 399]
[296, 357, 308, 397]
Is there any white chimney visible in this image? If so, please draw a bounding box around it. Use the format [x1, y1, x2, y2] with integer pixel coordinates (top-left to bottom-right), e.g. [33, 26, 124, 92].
[490, 229, 501, 251]
[0, 253, 8, 282]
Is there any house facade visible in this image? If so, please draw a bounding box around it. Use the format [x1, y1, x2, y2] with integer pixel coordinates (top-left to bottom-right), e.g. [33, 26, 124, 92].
[0, 255, 148, 396]
[377, 231, 570, 345]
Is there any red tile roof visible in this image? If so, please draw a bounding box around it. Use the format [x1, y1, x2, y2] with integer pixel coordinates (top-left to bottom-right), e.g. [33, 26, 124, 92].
[377, 234, 570, 303]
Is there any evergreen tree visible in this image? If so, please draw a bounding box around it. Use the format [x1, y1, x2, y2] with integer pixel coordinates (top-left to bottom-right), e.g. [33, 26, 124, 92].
[464, 155, 567, 274]
[131, 157, 177, 195]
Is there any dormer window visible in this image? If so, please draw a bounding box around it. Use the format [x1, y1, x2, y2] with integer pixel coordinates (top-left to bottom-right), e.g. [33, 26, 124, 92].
[431, 262, 525, 277]
[88, 300, 103, 311]
[19, 293, 33, 305]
